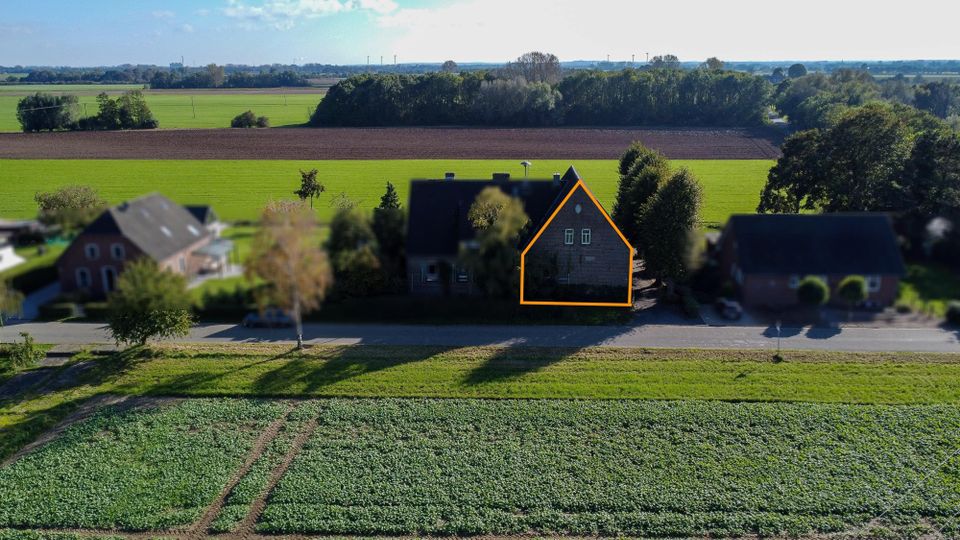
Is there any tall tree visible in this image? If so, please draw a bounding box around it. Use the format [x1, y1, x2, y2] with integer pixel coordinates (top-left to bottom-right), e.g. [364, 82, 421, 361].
[787, 63, 808, 79]
[293, 168, 325, 208]
[373, 183, 406, 288]
[637, 169, 703, 289]
[461, 187, 529, 298]
[505, 51, 562, 84]
[378, 181, 401, 209]
[703, 57, 724, 71]
[106, 259, 192, 347]
[612, 143, 670, 247]
[35, 185, 108, 237]
[246, 201, 333, 348]
[649, 55, 681, 69]
[441, 60, 459, 73]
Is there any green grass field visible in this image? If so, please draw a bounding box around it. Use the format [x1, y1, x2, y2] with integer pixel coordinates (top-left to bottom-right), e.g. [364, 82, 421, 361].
[0, 159, 772, 225]
[0, 90, 323, 131]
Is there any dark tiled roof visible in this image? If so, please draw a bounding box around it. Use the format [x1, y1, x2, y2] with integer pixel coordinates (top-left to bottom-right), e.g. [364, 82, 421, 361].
[407, 178, 567, 256]
[185, 205, 218, 225]
[725, 213, 906, 276]
[81, 194, 210, 261]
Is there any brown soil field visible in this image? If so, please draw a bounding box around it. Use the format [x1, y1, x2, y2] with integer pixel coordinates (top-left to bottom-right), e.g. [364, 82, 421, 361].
[0, 127, 783, 160]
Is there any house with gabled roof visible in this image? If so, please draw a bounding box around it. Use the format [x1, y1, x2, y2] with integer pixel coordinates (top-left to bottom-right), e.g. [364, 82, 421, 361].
[718, 213, 906, 308]
[405, 166, 634, 305]
[57, 194, 232, 299]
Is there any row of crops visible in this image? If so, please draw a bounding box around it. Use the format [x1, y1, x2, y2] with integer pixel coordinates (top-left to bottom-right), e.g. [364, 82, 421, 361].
[1, 398, 959, 537]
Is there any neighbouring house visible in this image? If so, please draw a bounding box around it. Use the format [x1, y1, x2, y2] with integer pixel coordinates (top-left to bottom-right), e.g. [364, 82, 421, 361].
[0, 234, 25, 273]
[718, 214, 906, 309]
[0, 218, 46, 246]
[186, 205, 227, 238]
[406, 166, 634, 305]
[57, 194, 233, 299]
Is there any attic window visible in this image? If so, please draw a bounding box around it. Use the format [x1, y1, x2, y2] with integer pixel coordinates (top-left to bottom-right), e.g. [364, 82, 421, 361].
[160, 226, 173, 238]
[581, 228, 592, 245]
[187, 225, 200, 237]
[564, 229, 574, 245]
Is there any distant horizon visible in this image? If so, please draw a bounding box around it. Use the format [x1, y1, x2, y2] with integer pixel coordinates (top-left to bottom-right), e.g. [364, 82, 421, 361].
[4, 58, 960, 70]
[3, 0, 959, 67]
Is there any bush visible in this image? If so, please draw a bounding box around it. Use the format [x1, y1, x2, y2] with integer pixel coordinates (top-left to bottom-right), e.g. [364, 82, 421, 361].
[0, 332, 44, 371]
[231, 110, 269, 128]
[836, 275, 868, 307]
[16, 93, 79, 132]
[797, 276, 830, 307]
[37, 302, 79, 321]
[946, 301, 960, 326]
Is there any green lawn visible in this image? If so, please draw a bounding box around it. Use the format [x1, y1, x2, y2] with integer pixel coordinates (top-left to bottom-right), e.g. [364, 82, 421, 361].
[0, 90, 323, 131]
[898, 263, 960, 316]
[0, 159, 772, 225]
[0, 245, 63, 283]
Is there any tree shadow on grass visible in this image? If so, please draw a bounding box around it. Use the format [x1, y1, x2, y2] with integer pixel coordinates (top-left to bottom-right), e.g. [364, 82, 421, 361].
[250, 344, 455, 396]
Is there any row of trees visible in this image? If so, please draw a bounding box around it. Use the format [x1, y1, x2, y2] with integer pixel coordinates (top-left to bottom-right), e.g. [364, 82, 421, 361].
[149, 65, 309, 89]
[311, 67, 772, 127]
[613, 144, 703, 289]
[16, 91, 158, 132]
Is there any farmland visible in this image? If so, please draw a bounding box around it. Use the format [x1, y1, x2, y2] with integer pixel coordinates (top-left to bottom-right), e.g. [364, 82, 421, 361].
[0, 126, 784, 160]
[0, 159, 773, 226]
[0, 86, 325, 131]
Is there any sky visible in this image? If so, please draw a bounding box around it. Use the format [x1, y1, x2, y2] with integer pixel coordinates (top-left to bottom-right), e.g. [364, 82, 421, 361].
[2, 0, 959, 67]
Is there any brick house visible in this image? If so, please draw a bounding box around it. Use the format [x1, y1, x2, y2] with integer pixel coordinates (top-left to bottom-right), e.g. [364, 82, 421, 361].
[57, 194, 232, 299]
[406, 166, 633, 305]
[718, 214, 906, 308]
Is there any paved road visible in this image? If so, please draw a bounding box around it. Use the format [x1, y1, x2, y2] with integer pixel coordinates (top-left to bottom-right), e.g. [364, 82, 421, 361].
[1, 321, 958, 353]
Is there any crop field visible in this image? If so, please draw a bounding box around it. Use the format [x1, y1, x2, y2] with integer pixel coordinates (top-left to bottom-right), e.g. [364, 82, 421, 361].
[1, 395, 959, 538]
[0, 159, 773, 226]
[0, 398, 289, 531]
[0, 90, 323, 131]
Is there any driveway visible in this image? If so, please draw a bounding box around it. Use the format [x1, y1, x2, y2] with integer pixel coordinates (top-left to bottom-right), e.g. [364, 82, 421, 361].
[1, 321, 958, 353]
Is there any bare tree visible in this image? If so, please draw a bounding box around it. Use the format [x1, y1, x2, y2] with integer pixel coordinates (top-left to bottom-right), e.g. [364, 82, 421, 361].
[504, 51, 562, 84]
[245, 201, 333, 349]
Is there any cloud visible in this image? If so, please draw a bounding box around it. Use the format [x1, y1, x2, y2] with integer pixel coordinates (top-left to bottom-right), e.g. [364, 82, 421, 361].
[223, 0, 397, 29]
[151, 10, 176, 19]
[180, 23, 196, 33]
[196, 8, 211, 16]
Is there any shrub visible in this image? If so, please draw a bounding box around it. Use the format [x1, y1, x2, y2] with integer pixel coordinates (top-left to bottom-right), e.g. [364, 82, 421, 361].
[107, 259, 192, 346]
[38, 301, 79, 321]
[946, 301, 960, 326]
[836, 275, 868, 307]
[0, 332, 44, 371]
[797, 276, 830, 307]
[231, 110, 268, 128]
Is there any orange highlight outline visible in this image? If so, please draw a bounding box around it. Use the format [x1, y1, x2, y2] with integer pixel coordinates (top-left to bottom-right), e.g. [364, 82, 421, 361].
[520, 179, 634, 307]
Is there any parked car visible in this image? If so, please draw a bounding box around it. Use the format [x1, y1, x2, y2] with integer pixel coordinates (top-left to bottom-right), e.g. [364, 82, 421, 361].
[713, 298, 743, 320]
[241, 308, 293, 328]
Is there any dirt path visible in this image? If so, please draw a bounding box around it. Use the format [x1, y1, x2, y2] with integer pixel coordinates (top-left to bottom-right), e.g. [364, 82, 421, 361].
[188, 402, 298, 538]
[0, 126, 783, 160]
[232, 415, 321, 538]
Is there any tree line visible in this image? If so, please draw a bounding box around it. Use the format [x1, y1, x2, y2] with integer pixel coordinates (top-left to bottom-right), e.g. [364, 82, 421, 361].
[149, 64, 309, 89]
[16, 91, 158, 132]
[311, 63, 772, 127]
[775, 69, 960, 130]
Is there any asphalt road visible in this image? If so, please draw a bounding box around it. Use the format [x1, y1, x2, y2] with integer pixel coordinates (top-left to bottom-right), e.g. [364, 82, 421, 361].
[1, 321, 958, 353]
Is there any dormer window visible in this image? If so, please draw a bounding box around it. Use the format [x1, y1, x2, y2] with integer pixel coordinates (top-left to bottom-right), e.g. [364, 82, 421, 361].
[84, 243, 100, 260]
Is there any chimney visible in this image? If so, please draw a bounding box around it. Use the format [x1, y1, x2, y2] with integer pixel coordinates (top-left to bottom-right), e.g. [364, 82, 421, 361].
[552, 172, 561, 186]
[492, 172, 510, 182]
[444, 172, 455, 181]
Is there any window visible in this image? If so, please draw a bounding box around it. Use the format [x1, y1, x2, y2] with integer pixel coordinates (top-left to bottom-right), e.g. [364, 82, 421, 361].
[564, 228, 574, 245]
[788, 275, 800, 289]
[101, 267, 116, 293]
[179, 257, 187, 273]
[84, 243, 100, 260]
[866, 275, 882, 293]
[456, 267, 469, 283]
[160, 226, 173, 238]
[76, 268, 91, 288]
[558, 275, 570, 285]
[581, 228, 592, 245]
[110, 243, 125, 261]
[187, 225, 201, 237]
